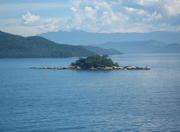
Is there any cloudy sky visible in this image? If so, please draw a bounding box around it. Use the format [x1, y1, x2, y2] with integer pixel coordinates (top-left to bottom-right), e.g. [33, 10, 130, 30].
[0, 0, 180, 36]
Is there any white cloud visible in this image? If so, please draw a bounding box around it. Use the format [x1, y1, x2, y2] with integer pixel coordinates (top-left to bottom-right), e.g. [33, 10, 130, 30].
[70, 7, 77, 12]
[1, 25, 42, 36]
[66, 0, 180, 33]
[84, 6, 93, 12]
[135, 0, 180, 16]
[125, 7, 136, 12]
[22, 12, 40, 24]
[164, 0, 180, 16]
[68, 0, 129, 33]
[125, 7, 148, 16]
[0, 18, 20, 26]
[136, 0, 161, 6]
[0, 0, 180, 36]
[1, 20, 61, 36]
[0, 2, 69, 13]
[0, 12, 65, 36]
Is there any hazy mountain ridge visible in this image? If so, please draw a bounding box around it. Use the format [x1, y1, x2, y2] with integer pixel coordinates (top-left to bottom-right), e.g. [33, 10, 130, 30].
[99, 40, 180, 53]
[83, 46, 122, 55]
[40, 30, 180, 45]
[40, 30, 180, 53]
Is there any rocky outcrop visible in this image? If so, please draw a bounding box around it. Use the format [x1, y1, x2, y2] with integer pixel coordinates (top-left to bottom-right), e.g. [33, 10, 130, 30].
[125, 66, 151, 70]
[30, 66, 151, 70]
[30, 67, 67, 70]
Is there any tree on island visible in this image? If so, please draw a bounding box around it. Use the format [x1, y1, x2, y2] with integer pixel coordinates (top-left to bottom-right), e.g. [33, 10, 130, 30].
[71, 55, 119, 69]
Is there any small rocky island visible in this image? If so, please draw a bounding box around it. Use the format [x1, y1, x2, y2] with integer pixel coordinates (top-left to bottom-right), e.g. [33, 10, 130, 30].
[30, 55, 151, 70]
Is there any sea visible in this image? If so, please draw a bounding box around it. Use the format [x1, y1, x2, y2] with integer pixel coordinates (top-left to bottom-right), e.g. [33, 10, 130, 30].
[0, 54, 180, 132]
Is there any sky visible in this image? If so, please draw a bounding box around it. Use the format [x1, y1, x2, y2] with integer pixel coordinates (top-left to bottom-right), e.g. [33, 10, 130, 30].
[0, 0, 180, 36]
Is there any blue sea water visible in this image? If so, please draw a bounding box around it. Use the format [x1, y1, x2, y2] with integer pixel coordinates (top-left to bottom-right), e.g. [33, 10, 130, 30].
[0, 54, 180, 132]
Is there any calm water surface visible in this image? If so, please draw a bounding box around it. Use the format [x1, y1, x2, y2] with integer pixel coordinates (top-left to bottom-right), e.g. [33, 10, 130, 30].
[0, 54, 180, 132]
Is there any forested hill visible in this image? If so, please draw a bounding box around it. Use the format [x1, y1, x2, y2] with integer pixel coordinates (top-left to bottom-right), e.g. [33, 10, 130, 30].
[0, 31, 120, 58]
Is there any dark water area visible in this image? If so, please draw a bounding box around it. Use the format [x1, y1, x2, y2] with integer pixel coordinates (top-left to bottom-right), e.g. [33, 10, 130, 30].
[0, 54, 179, 132]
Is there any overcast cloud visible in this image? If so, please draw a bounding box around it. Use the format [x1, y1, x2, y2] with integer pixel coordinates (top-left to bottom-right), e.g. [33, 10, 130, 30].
[0, 0, 180, 36]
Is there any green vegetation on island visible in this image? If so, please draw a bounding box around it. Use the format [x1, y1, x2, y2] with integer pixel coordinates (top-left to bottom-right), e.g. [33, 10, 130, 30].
[30, 55, 151, 70]
[70, 55, 119, 69]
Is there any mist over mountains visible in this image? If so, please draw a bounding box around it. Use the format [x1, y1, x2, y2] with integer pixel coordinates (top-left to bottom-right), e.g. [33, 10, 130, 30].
[40, 30, 180, 45]
[40, 30, 180, 53]
[99, 40, 180, 53]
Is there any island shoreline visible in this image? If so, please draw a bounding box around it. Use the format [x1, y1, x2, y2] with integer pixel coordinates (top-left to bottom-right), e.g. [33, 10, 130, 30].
[30, 66, 151, 70]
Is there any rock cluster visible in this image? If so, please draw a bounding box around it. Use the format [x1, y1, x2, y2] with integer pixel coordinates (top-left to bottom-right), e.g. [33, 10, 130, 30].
[69, 66, 150, 70]
[30, 66, 151, 70]
[30, 67, 67, 70]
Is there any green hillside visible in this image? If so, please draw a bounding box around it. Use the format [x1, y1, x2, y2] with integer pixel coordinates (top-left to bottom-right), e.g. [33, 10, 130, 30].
[0, 31, 96, 58]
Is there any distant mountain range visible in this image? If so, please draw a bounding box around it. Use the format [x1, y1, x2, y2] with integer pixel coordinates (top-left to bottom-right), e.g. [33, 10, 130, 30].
[40, 30, 180, 45]
[1, 30, 179, 58]
[40, 30, 180, 53]
[0, 31, 121, 58]
[99, 40, 180, 53]
[83, 46, 120, 55]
